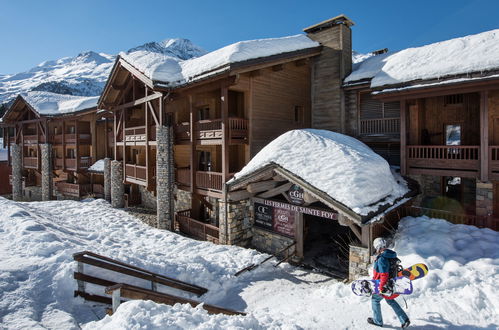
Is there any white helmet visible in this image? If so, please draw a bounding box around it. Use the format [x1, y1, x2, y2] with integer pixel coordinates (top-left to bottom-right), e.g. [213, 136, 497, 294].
[373, 237, 388, 251]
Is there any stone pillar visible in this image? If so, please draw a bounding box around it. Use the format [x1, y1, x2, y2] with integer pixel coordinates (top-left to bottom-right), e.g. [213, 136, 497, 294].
[476, 180, 493, 216]
[219, 199, 252, 246]
[111, 160, 124, 208]
[349, 245, 370, 281]
[40, 144, 53, 201]
[11, 144, 23, 201]
[156, 124, 174, 230]
[103, 158, 111, 202]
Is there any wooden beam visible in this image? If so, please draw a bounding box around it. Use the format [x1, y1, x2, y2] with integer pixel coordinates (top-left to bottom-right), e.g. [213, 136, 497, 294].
[228, 189, 254, 201]
[118, 58, 154, 89]
[148, 102, 160, 126]
[111, 93, 163, 112]
[257, 182, 293, 199]
[400, 99, 407, 175]
[189, 95, 196, 194]
[221, 86, 229, 181]
[246, 180, 280, 194]
[303, 191, 319, 204]
[272, 174, 287, 182]
[480, 90, 489, 182]
[272, 64, 283, 72]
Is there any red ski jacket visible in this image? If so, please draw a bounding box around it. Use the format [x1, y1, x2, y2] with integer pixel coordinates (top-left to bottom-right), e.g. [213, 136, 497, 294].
[373, 249, 399, 300]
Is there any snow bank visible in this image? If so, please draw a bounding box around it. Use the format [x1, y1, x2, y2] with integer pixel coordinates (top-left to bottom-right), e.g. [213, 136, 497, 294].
[86, 214, 499, 329]
[231, 129, 408, 215]
[21, 91, 99, 115]
[0, 197, 267, 329]
[345, 29, 499, 88]
[121, 34, 319, 87]
[88, 159, 105, 172]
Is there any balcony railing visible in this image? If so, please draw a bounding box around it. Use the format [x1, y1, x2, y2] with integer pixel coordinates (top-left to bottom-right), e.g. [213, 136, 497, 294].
[489, 146, 499, 181]
[54, 157, 92, 170]
[53, 133, 91, 145]
[23, 157, 38, 169]
[55, 182, 92, 198]
[360, 118, 400, 135]
[406, 145, 480, 177]
[23, 135, 39, 144]
[175, 209, 219, 244]
[196, 171, 224, 192]
[122, 125, 157, 143]
[175, 117, 248, 144]
[125, 164, 147, 182]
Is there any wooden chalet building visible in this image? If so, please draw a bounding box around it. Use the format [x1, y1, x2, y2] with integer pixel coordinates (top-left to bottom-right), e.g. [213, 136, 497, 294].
[343, 29, 499, 231]
[1, 92, 113, 201]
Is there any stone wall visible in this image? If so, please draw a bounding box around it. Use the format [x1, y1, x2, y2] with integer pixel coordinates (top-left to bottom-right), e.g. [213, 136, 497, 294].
[219, 199, 253, 246]
[11, 144, 22, 201]
[174, 187, 192, 212]
[349, 245, 370, 281]
[252, 228, 296, 257]
[111, 160, 124, 208]
[409, 174, 441, 206]
[40, 144, 52, 201]
[23, 186, 42, 201]
[476, 180, 493, 216]
[104, 158, 111, 202]
[139, 186, 157, 210]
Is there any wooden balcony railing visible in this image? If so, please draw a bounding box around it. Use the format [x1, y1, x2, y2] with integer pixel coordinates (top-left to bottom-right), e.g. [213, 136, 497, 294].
[23, 135, 39, 144]
[23, 157, 38, 169]
[175, 209, 220, 244]
[360, 118, 400, 135]
[196, 171, 223, 192]
[176, 117, 248, 144]
[54, 133, 91, 145]
[176, 168, 191, 186]
[54, 157, 92, 170]
[489, 146, 499, 181]
[406, 145, 480, 177]
[125, 164, 147, 182]
[123, 125, 156, 143]
[55, 182, 92, 198]
[402, 205, 499, 231]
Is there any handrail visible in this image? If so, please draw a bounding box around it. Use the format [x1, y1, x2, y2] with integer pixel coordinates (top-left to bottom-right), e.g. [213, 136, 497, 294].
[73, 251, 208, 297]
[359, 117, 400, 135]
[105, 283, 245, 316]
[407, 145, 479, 160]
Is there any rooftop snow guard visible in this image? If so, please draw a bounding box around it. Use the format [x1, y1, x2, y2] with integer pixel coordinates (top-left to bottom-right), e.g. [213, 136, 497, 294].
[228, 129, 416, 225]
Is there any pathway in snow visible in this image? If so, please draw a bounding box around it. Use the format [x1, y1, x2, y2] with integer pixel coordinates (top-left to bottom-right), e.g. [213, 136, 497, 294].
[0, 197, 497, 329]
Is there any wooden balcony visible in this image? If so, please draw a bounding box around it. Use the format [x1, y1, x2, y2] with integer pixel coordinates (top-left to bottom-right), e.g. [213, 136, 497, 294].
[125, 164, 148, 185]
[23, 156, 39, 169]
[55, 182, 92, 198]
[175, 117, 248, 145]
[406, 145, 480, 178]
[54, 157, 92, 171]
[489, 146, 499, 181]
[123, 125, 157, 145]
[196, 171, 224, 192]
[360, 118, 400, 135]
[175, 209, 219, 244]
[53, 133, 91, 145]
[23, 134, 39, 145]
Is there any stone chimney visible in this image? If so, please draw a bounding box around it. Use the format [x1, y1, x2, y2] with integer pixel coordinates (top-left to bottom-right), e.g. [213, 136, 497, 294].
[304, 14, 354, 132]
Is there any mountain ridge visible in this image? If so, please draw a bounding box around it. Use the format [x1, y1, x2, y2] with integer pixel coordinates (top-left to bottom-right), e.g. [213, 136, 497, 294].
[0, 38, 206, 105]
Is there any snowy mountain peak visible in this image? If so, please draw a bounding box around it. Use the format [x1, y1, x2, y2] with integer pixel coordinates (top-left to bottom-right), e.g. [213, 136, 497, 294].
[126, 38, 206, 60]
[0, 38, 205, 104]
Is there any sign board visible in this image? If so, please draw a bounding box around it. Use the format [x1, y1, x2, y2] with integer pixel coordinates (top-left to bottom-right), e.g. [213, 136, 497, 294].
[273, 207, 295, 236]
[254, 202, 273, 230]
[253, 197, 338, 220]
[287, 185, 304, 205]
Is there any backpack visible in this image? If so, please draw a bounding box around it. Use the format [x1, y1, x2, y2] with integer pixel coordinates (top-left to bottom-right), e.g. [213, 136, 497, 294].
[388, 257, 403, 279]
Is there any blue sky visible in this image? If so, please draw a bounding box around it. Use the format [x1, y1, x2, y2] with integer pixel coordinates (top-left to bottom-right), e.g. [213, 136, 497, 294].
[0, 0, 498, 74]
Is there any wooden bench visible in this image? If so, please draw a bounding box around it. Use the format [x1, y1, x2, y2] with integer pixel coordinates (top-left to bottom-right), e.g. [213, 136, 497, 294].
[106, 283, 245, 316]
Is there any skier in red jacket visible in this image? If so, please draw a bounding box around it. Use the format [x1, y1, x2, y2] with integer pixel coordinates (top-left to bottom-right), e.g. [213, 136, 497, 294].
[367, 237, 410, 328]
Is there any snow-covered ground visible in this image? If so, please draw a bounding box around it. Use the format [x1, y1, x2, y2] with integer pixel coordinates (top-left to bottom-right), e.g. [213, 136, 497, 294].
[0, 197, 498, 329]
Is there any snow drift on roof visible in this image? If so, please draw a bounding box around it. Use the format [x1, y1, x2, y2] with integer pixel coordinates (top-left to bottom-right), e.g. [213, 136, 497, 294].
[88, 159, 105, 173]
[345, 29, 499, 87]
[231, 129, 408, 215]
[22, 91, 99, 115]
[120, 34, 319, 87]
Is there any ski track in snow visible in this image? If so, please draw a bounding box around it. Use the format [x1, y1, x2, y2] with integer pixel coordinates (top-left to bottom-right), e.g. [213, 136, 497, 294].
[0, 197, 498, 329]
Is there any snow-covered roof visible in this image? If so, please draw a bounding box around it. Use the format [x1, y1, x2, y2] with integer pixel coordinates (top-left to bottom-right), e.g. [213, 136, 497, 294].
[20, 91, 99, 116]
[120, 34, 320, 87]
[230, 129, 409, 217]
[345, 29, 499, 88]
[88, 159, 105, 173]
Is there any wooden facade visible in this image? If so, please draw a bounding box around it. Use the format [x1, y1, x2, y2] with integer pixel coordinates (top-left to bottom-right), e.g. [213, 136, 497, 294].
[1, 96, 112, 199]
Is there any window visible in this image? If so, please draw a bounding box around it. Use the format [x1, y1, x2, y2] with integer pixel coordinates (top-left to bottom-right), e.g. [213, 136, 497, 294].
[198, 151, 212, 171]
[444, 94, 463, 106]
[198, 107, 210, 120]
[294, 106, 304, 123]
[445, 125, 461, 146]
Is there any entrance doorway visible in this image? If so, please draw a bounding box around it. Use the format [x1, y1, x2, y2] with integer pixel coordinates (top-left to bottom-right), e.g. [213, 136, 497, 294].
[301, 214, 354, 278]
